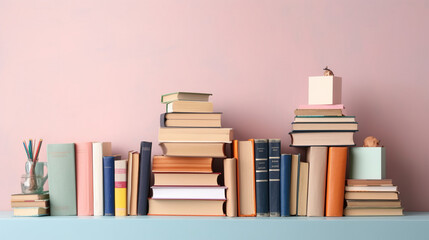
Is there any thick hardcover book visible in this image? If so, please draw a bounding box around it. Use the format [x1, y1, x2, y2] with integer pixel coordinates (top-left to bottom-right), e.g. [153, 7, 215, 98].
[306, 147, 328, 217]
[166, 101, 213, 113]
[47, 143, 77, 216]
[280, 154, 292, 216]
[158, 127, 233, 143]
[289, 154, 300, 215]
[325, 147, 348, 217]
[115, 159, 127, 216]
[92, 142, 112, 216]
[75, 142, 93, 216]
[161, 92, 212, 103]
[137, 141, 152, 215]
[160, 113, 222, 128]
[160, 142, 226, 158]
[254, 139, 269, 217]
[224, 158, 238, 217]
[268, 139, 281, 217]
[103, 156, 115, 216]
[148, 199, 225, 216]
[297, 162, 309, 216]
[290, 131, 356, 147]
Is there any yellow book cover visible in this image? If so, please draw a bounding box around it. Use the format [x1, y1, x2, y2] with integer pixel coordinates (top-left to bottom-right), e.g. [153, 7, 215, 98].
[115, 160, 128, 216]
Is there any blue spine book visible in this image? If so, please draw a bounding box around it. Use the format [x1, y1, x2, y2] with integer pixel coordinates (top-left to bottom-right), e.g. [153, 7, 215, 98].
[103, 156, 115, 216]
[268, 139, 281, 217]
[137, 141, 152, 215]
[254, 139, 269, 217]
[280, 154, 292, 216]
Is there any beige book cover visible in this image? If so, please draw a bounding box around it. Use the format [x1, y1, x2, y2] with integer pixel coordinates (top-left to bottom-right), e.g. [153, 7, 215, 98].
[224, 158, 238, 217]
[130, 152, 140, 216]
[297, 162, 309, 216]
[127, 151, 134, 215]
[306, 147, 328, 217]
[289, 154, 299, 215]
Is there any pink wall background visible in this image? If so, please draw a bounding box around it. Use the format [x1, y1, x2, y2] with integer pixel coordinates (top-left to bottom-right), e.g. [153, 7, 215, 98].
[1, 0, 428, 211]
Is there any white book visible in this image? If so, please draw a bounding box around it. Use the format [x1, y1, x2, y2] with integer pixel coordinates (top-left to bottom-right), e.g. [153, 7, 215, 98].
[345, 186, 398, 192]
[92, 142, 112, 216]
[151, 186, 227, 200]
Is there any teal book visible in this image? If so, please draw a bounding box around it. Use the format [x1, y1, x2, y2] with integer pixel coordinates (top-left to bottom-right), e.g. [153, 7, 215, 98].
[47, 143, 77, 216]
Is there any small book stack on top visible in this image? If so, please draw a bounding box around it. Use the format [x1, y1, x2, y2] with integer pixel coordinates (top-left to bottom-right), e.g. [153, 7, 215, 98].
[11, 193, 49, 217]
[149, 92, 234, 216]
[344, 179, 403, 216]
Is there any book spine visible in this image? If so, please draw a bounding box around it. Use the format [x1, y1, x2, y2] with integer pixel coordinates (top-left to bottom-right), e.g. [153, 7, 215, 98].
[75, 142, 93, 216]
[289, 154, 300, 215]
[268, 139, 281, 217]
[297, 162, 309, 216]
[47, 143, 77, 216]
[325, 147, 348, 217]
[127, 151, 133, 215]
[103, 156, 115, 216]
[280, 154, 292, 216]
[137, 141, 152, 215]
[115, 160, 128, 216]
[224, 158, 238, 217]
[254, 139, 269, 217]
[160, 113, 166, 127]
[130, 152, 140, 216]
[92, 143, 103, 216]
[307, 147, 328, 217]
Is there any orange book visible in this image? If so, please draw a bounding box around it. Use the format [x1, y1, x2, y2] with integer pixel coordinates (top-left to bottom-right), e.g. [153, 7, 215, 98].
[325, 147, 348, 216]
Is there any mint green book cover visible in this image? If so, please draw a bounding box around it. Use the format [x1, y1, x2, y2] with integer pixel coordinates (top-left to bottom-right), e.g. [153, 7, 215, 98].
[348, 147, 386, 180]
[47, 143, 77, 216]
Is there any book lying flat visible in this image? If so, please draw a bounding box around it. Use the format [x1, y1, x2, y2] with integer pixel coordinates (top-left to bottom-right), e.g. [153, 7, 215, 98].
[298, 104, 344, 109]
[11, 193, 49, 202]
[161, 92, 212, 103]
[159, 128, 233, 143]
[13, 207, 49, 217]
[344, 207, 403, 216]
[292, 122, 358, 131]
[148, 199, 225, 216]
[345, 192, 399, 200]
[345, 186, 398, 192]
[294, 109, 343, 116]
[346, 179, 393, 186]
[346, 200, 402, 208]
[153, 173, 220, 186]
[11, 200, 49, 208]
[151, 186, 227, 200]
[294, 116, 356, 123]
[160, 142, 226, 157]
[166, 101, 213, 113]
[161, 113, 222, 128]
[152, 156, 213, 173]
[290, 131, 356, 146]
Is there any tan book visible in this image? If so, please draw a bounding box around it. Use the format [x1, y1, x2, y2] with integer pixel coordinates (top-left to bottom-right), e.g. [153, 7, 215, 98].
[148, 199, 225, 216]
[165, 119, 221, 128]
[290, 131, 355, 146]
[130, 152, 140, 216]
[289, 154, 300, 215]
[346, 200, 402, 208]
[344, 207, 403, 216]
[11, 193, 49, 201]
[292, 122, 358, 131]
[294, 109, 343, 116]
[166, 101, 213, 113]
[346, 179, 393, 186]
[297, 162, 309, 216]
[13, 207, 49, 216]
[152, 156, 213, 173]
[153, 173, 220, 186]
[11, 200, 49, 208]
[345, 192, 399, 200]
[224, 158, 238, 217]
[165, 113, 221, 120]
[345, 186, 398, 192]
[306, 147, 328, 217]
[158, 128, 233, 143]
[126, 151, 134, 215]
[161, 92, 212, 103]
[160, 142, 226, 157]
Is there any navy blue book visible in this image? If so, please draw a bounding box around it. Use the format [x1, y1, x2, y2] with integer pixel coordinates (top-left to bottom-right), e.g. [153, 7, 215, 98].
[280, 154, 292, 216]
[103, 156, 115, 216]
[254, 139, 269, 217]
[268, 139, 281, 217]
[137, 141, 152, 215]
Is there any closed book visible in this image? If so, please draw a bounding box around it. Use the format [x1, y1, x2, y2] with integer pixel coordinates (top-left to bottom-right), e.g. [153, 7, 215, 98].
[148, 199, 225, 216]
[294, 109, 343, 116]
[75, 142, 93, 216]
[297, 162, 309, 216]
[151, 186, 226, 200]
[292, 122, 358, 131]
[224, 158, 238, 217]
[290, 131, 356, 147]
[103, 156, 115, 216]
[325, 147, 348, 217]
[11, 193, 49, 201]
[346, 200, 402, 208]
[161, 92, 212, 103]
[47, 143, 77, 216]
[130, 152, 140, 216]
[152, 156, 213, 173]
[160, 142, 226, 158]
[344, 192, 399, 200]
[280, 154, 292, 217]
[161, 113, 222, 128]
[294, 116, 356, 123]
[153, 173, 220, 186]
[158, 128, 233, 143]
[289, 154, 300, 216]
[268, 139, 281, 217]
[137, 141, 152, 215]
[298, 104, 344, 109]
[344, 207, 403, 216]
[166, 101, 213, 113]
[115, 159, 127, 216]
[254, 139, 269, 217]
[92, 142, 112, 216]
[345, 186, 398, 192]
[126, 151, 134, 215]
[13, 207, 49, 217]
[11, 199, 49, 208]
[233, 140, 256, 217]
[346, 179, 393, 186]
[306, 147, 328, 217]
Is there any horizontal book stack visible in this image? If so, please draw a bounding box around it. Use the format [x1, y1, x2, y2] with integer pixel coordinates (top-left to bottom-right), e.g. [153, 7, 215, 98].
[150, 92, 233, 216]
[344, 179, 403, 216]
[11, 193, 49, 217]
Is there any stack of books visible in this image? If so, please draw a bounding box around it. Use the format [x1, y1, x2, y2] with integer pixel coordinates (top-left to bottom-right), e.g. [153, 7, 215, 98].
[149, 92, 233, 216]
[11, 193, 49, 217]
[344, 179, 403, 216]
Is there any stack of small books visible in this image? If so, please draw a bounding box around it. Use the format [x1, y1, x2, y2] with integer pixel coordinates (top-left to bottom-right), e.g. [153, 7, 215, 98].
[11, 192, 49, 217]
[344, 179, 403, 216]
[149, 92, 233, 216]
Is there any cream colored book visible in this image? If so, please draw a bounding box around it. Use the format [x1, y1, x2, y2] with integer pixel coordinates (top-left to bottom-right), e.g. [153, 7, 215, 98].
[92, 142, 112, 216]
[289, 154, 299, 215]
[130, 152, 140, 216]
[158, 128, 233, 143]
[306, 147, 328, 217]
[297, 162, 309, 216]
[166, 101, 213, 113]
[224, 158, 238, 217]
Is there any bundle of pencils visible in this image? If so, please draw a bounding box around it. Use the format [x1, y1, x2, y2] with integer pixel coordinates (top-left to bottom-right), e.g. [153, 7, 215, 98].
[23, 139, 43, 175]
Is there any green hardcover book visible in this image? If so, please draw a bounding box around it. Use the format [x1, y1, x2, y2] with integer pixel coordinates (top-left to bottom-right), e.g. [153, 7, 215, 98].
[47, 143, 77, 216]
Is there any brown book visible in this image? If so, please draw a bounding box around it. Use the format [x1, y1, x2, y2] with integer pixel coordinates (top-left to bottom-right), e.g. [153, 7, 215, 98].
[11, 199, 49, 208]
[344, 207, 403, 216]
[130, 152, 140, 216]
[148, 199, 225, 216]
[290, 131, 355, 146]
[346, 179, 393, 186]
[346, 200, 402, 208]
[160, 142, 226, 158]
[153, 173, 220, 186]
[306, 147, 328, 217]
[233, 140, 256, 217]
[224, 158, 238, 217]
[13, 207, 49, 216]
[325, 147, 348, 217]
[165, 113, 221, 120]
[294, 109, 343, 116]
[297, 162, 309, 216]
[292, 122, 358, 131]
[289, 154, 300, 216]
[158, 128, 233, 143]
[161, 92, 212, 103]
[166, 101, 213, 113]
[11, 193, 49, 201]
[345, 192, 399, 200]
[152, 156, 213, 173]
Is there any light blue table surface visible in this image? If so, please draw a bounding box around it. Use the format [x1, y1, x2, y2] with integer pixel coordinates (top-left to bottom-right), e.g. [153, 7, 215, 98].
[1, 211, 428, 240]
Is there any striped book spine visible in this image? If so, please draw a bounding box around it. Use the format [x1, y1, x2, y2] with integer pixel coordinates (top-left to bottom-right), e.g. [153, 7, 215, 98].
[268, 139, 281, 217]
[114, 160, 128, 216]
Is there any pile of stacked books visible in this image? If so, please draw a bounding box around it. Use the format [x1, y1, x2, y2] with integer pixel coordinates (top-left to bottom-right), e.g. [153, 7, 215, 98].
[149, 92, 233, 216]
[344, 179, 403, 216]
[11, 193, 49, 217]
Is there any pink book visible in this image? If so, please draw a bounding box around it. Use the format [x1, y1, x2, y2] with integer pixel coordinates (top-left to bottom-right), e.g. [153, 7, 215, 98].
[75, 142, 94, 216]
[298, 104, 344, 109]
